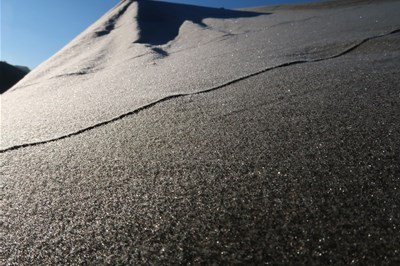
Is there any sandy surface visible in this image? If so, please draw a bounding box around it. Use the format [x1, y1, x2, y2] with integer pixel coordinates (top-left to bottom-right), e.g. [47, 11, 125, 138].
[2, 0, 400, 264]
[242, 0, 400, 11]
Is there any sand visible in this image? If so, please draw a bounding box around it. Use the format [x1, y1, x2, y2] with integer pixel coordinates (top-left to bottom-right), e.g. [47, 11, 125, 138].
[1, 0, 400, 264]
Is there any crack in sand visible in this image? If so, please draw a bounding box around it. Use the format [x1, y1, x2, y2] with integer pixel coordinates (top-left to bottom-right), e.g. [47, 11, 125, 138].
[1, 29, 399, 154]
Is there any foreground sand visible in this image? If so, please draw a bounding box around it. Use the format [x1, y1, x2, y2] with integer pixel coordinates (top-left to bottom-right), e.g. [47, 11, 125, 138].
[2, 0, 400, 264]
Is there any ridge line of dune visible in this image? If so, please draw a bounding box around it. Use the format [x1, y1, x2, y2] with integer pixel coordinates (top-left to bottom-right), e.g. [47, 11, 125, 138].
[94, 0, 133, 37]
[1, 28, 399, 154]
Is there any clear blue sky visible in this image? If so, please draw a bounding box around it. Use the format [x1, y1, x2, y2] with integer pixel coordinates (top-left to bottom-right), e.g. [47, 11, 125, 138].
[1, 0, 321, 69]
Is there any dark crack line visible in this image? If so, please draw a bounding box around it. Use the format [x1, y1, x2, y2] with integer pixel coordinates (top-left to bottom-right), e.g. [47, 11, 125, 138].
[1, 29, 399, 154]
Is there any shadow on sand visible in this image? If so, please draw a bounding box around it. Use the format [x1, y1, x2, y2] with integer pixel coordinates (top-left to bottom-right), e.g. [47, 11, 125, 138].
[134, 0, 266, 46]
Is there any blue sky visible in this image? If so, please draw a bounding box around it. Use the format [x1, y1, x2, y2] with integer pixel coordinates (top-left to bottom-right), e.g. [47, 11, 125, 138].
[1, 0, 320, 69]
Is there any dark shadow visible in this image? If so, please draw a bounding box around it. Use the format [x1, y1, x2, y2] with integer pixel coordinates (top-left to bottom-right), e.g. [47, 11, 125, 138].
[151, 47, 169, 57]
[53, 71, 88, 79]
[0, 61, 30, 94]
[134, 0, 266, 46]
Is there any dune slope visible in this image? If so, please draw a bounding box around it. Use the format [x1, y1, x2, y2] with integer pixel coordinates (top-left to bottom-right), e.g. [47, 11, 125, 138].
[2, 0, 400, 264]
[2, 0, 400, 149]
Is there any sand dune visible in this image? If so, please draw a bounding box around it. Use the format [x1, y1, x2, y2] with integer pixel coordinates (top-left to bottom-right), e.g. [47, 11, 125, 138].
[2, 0, 400, 264]
[2, 0, 399, 149]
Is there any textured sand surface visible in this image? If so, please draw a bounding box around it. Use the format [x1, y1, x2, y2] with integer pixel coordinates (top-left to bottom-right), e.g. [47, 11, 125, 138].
[1, 0, 400, 264]
[242, 0, 400, 11]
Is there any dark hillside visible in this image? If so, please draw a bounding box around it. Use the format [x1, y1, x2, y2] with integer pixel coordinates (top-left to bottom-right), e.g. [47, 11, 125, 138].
[0, 61, 29, 94]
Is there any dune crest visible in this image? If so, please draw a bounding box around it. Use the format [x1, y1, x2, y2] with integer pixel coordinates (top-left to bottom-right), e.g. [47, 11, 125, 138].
[132, 0, 261, 45]
[9, 0, 260, 90]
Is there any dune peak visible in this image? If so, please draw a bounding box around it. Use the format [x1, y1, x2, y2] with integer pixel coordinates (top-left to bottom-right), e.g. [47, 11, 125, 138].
[95, 0, 262, 46]
[134, 0, 261, 45]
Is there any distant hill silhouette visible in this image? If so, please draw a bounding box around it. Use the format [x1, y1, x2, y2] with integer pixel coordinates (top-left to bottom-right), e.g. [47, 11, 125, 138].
[14, 65, 31, 73]
[0, 61, 30, 94]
